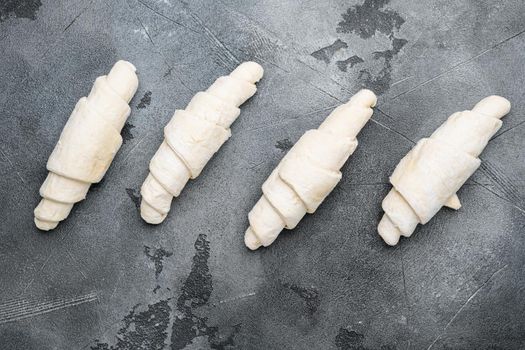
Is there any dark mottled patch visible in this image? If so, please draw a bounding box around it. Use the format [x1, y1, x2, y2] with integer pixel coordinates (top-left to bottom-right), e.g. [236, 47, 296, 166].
[335, 328, 365, 350]
[171, 234, 212, 349]
[335, 0, 407, 94]
[0, 0, 42, 22]
[372, 37, 408, 61]
[144, 246, 173, 278]
[90, 234, 240, 349]
[171, 234, 241, 350]
[311, 39, 348, 63]
[177, 234, 212, 309]
[91, 300, 171, 350]
[283, 282, 320, 315]
[137, 91, 152, 109]
[336, 55, 364, 72]
[336, 0, 404, 39]
[121, 122, 135, 143]
[209, 323, 242, 350]
[358, 37, 407, 94]
[153, 285, 161, 293]
[275, 138, 293, 152]
[125, 188, 141, 209]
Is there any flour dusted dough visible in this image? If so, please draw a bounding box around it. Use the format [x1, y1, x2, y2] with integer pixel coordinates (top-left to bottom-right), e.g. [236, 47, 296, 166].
[378, 96, 510, 245]
[140, 62, 264, 224]
[245, 89, 377, 250]
[34, 61, 139, 230]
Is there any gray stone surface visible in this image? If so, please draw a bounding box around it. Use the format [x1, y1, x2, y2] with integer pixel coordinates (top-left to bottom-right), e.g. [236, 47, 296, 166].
[0, 0, 524, 349]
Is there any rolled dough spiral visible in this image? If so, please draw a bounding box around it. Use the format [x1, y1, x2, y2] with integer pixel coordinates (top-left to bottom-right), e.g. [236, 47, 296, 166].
[245, 89, 377, 250]
[378, 96, 511, 245]
[140, 62, 264, 224]
[34, 60, 139, 230]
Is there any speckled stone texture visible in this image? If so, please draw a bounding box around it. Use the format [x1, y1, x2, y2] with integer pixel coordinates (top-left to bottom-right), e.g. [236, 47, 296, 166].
[0, 0, 524, 349]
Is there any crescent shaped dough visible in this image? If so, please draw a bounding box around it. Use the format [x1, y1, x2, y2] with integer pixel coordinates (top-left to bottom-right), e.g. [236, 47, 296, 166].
[34, 60, 139, 230]
[378, 95, 511, 246]
[140, 62, 264, 224]
[245, 89, 377, 250]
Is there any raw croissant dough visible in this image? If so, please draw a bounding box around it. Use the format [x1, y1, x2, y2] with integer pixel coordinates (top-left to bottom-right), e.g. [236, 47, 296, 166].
[34, 60, 139, 230]
[140, 62, 264, 224]
[245, 89, 377, 250]
[378, 95, 511, 246]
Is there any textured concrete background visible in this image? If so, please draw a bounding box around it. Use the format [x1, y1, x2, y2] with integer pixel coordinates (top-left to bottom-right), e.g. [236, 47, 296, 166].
[1, 0, 524, 349]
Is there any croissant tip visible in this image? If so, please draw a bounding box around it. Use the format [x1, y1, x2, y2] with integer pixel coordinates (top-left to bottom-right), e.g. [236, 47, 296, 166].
[140, 200, 167, 225]
[244, 227, 262, 250]
[378, 215, 401, 246]
[34, 217, 58, 231]
[350, 89, 377, 108]
[231, 62, 264, 83]
[472, 95, 511, 119]
[115, 60, 137, 72]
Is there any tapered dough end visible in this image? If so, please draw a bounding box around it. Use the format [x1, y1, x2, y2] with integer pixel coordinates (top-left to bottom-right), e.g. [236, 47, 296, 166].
[378, 214, 401, 246]
[349, 89, 377, 108]
[140, 173, 173, 215]
[107, 60, 139, 104]
[140, 200, 167, 225]
[245, 227, 262, 250]
[247, 196, 286, 247]
[472, 95, 511, 120]
[381, 188, 419, 236]
[444, 194, 461, 210]
[34, 218, 58, 231]
[34, 199, 74, 223]
[230, 62, 264, 83]
[115, 60, 137, 72]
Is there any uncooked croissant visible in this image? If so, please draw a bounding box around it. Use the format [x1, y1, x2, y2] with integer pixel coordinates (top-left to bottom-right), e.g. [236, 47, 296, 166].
[140, 62, 264, 224]
[378, 96, 511, 246]
[34, 60, 139, 230]
[245, 89, 377, 250]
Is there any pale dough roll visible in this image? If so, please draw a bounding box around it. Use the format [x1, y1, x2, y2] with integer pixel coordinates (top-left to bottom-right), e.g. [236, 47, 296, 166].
[245, 89, 377, 250]
[34, 60, 138, 231]
[140, 62, 264, 224]
[378, 95, 510, 246]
